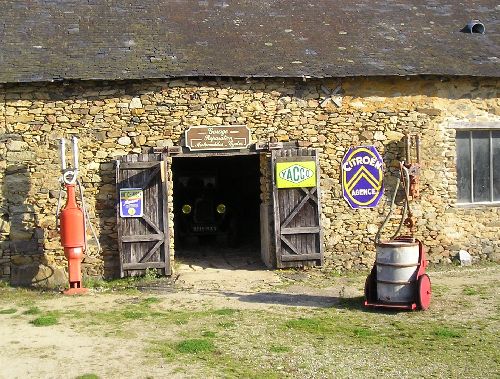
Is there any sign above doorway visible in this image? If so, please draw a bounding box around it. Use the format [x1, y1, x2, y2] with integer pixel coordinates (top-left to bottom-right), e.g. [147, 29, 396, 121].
[185, 125, 251, 151]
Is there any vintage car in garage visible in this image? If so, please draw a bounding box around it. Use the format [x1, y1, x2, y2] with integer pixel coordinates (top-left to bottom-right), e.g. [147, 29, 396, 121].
[174, 172, 238, 246]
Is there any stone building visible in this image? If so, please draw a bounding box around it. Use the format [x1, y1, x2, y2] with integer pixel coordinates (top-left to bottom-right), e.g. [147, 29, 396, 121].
[0, 1, 498, 286]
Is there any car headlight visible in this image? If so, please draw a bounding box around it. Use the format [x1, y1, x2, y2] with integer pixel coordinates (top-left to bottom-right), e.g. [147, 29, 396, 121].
[182, 204, 192, 214]
[216, 204, 226, 214]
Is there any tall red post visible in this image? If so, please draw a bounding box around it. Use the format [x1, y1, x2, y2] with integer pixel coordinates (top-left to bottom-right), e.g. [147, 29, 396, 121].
[59, 184, 88, 295]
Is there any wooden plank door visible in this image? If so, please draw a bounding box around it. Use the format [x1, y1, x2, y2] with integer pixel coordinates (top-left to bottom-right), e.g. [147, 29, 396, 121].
[272, 148, 324, 268]
[116, 153, 171, 277]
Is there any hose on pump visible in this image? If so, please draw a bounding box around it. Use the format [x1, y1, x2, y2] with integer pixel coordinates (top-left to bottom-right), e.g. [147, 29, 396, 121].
[375, 163, 411, 244]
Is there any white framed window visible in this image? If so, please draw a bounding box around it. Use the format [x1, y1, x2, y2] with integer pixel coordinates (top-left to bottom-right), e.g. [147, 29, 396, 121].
[456, 129, 500, 204]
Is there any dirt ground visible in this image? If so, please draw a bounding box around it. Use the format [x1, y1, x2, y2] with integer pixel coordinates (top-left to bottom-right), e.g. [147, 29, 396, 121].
[0, 251, 498, 379]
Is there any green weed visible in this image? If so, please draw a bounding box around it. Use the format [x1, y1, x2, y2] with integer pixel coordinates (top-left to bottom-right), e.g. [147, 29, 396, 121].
[201, 330, 216, 338]
[122, 309, 146, 320]
[82, 276, 107, 289]
[462, 285, 489, 298]
[432, 327, 462, 339]
[31, 314, 58, 327]
[269, 345, 291, 353]
[212, 308, 238, 316]
[151, 341, 176, 361]
[144, 268, 159, 281]
[75, 374, 100, 379]
[285, 317, 324, 333]
[463, 286, 479, 296]
[0, 308, 17, 314]
[23, 306, 41, 315]
[217, 321, 236, 328]
[352, 327, 376, 338]
[175, 338, 214, 354]
[431, 284, 450, 297]
[142, 297, 161, 305]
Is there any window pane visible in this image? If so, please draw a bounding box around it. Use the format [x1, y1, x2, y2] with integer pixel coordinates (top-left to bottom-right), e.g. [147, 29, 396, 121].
[472, 130, 491, 202]
[493, 131, 500, 201]
[456, 131, 471, 203]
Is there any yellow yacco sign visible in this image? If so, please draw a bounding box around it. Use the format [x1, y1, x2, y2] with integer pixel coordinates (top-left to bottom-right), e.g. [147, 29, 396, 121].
[276, 161, 316, 188]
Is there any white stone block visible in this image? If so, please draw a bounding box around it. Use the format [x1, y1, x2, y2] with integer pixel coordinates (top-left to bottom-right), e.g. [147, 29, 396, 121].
[458, 250, 472, 266]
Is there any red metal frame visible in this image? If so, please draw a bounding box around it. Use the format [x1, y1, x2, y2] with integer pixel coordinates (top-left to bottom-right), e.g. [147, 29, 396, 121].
[364, 238, 431, 311]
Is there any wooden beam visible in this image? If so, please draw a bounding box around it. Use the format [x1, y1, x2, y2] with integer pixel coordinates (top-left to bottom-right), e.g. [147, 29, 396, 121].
[120, 161, 160, 170]
[281, 187, 317, 228]
[275, 156, 316, 163]
[300, 187, 318, 204]
[142, 214, 162, 234]
[121, 233, 164, 242]
[281, 227, 320, 235]
[272, 150, 283, 267]
[280, 235, 300, 255]
[141, 166, 160, 190]
[281, 254, 322, 262]
[160, 156, 171, 275]
[314, 150, 325, 265]
[123, 262, 166, 270]
[139, 239, 164, 263]
[116, 160, 124, 278]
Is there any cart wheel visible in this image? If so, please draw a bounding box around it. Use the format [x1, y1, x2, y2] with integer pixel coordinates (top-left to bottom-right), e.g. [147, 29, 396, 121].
[417, 274, 432, 310]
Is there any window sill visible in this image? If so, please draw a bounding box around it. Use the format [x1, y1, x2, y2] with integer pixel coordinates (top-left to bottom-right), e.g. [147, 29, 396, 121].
[455, 202, 500, 208]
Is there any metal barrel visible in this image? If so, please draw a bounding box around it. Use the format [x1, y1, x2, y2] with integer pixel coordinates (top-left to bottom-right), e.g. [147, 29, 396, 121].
[375, 241, 420, 303]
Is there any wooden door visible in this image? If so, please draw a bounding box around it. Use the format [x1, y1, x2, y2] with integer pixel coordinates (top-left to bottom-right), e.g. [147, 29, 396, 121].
[272, 148, 323, 268]
[116, 153, 171, 277]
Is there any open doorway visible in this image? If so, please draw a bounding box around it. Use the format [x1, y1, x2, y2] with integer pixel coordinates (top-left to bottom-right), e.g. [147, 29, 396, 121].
[172, 153, 262, 267]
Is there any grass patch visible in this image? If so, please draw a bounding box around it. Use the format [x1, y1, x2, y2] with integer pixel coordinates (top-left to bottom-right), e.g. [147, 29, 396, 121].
[285, 317, 324, 333]
[201, 330, 216, 338]
[122, 309, 146, 320]
[0, 308, 17, 314]
[352, 327, 376, 338]
[432, 327, 462, 339]
[23, 306, 41, 315]
[81, 276, 144, 293]
[151, 341, 176, 361]
[0, 287, 58, 305]
[463, 286, 480, 296]
[151, 339, 280, 379]
[212, 308, 238, 316]
[30, 314, 58, 327]
[141, 297, 161, 305]
[176, 338, 214, 354]
[269, 345, 291, 353]
[143, 268, 159, 280]
[75, 374, 100, 379]
[431, 284, 450, 297]
[462, 285, 489, 298]
[217, 321, 236, 328]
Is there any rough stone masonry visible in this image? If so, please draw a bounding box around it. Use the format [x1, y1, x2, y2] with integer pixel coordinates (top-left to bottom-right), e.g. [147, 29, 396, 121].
[0, 76, 498, 287]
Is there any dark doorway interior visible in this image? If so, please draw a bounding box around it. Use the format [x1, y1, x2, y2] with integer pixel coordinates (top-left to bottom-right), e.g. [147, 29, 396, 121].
[172, 154, 261, 261]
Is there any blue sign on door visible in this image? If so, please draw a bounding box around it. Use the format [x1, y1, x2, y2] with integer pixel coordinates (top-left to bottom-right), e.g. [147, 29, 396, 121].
[119, 188, 144, 218]
[342, 146, 384, 209]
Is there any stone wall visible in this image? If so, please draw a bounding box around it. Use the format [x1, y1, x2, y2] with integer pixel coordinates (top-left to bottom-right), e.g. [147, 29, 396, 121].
[0, 76, 498, 286]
